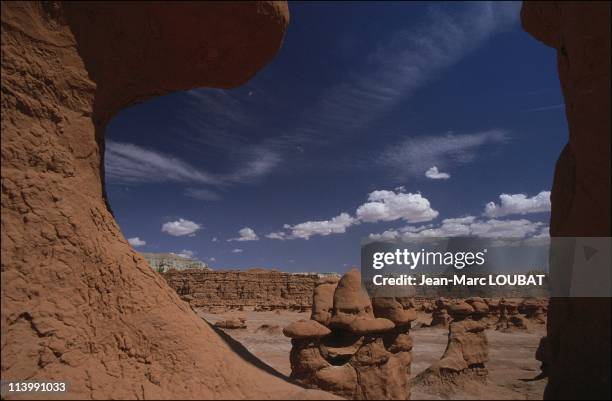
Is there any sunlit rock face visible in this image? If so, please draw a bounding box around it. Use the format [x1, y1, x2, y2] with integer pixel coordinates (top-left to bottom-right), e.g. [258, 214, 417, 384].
[163, 269, 319, 311]
[1, 2, 333, 399]
[521, 2, 611, 399]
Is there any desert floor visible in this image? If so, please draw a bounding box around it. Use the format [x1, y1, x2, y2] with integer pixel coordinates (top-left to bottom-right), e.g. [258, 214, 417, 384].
[198, 309, 547, 400]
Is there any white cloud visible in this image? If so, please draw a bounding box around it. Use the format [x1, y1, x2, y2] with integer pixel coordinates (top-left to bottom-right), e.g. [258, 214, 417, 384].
[355, 190, 439, 223]
[267, 189, 437, 240]
[425, 166, 450, 180]
[231, 248, 244, 253]
[209, 257, 217, 262]
[106, 140, 280, 186]
[105, 141, 218, 185]
[369, 216, 544, 241]
[266, 231, 288, 240]
[185, 188, 221, 201]
[381, 130, 508, 178]
[212, 237, 219, 242]
[228, 227, 259, 242]
[172, 249, 195, 259]
[285, 213, 357, 240]
[161, 218, 202, 237]
[127, 237, 146, 247]
[483, 191, 551, 218]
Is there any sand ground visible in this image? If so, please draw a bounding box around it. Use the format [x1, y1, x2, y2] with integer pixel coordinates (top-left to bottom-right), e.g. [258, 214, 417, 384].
[198, 309, 547, 400]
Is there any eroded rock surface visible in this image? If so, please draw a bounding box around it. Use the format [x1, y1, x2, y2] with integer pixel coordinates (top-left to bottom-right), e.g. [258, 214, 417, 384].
[285, 269, 415, 399]
[413, 300, 489, 391]
[1, 2, 333, 399]
[163, 269, 319, 311]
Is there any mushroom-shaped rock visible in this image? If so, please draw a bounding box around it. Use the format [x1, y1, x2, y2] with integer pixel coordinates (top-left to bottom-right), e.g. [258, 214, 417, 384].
[372, 297, 417, 325]
[348, 317, 395, 335]
[466, 297, 489, 316]
[283, 319, 331, 339]
[447, 301, 474, 319]
[330, 268, 373, 329]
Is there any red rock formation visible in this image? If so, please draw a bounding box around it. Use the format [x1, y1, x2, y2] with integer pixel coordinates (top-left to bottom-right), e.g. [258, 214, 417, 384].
[285, 269, 415, 400]
[522, 2, 611, 399]
[1, 2, 333, 399]
[413, 300, 489, 391]
[429, 297, 452, 328]
[163, 269, 318, 310]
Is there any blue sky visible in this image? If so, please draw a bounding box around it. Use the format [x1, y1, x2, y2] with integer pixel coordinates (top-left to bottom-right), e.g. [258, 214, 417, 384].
[105, 1, 566, 273]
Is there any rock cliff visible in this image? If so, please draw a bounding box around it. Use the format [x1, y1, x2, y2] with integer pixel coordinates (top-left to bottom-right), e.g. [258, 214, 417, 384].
[522, 2, 611, 399]
[163, 269, 318, 310]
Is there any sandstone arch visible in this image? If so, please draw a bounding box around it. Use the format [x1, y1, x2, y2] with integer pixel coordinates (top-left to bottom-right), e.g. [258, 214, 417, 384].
[1, 2, 333, 399]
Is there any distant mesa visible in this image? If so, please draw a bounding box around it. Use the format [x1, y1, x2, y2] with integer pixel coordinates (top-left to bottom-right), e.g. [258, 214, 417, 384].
[141, 252, 211, 273]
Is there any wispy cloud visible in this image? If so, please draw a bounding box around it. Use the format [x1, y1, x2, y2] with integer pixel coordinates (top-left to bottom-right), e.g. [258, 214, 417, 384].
[524, 103, 565, 112]
[286, 2, 521, 144]
[106, 140, 281, 187]
[185, 188, 222, 201]
[106, 141, 218, 185]
[380, 129, 508, 178]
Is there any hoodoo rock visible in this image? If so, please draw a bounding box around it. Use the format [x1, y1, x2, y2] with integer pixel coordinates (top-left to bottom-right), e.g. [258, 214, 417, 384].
[518, 298, 547, 324]
[496, 299, 530, 332]
[285, 268, 415, 399]
[522, 2, 611, 399]
[413, 299, 489, 391]
[429, 297, 452, 327]
[1, 2, 333, 399]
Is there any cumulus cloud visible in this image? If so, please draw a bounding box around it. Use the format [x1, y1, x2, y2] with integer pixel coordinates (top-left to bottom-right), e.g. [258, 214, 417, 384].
[425, 166, 450, 180]
[380, 130, 508, 178]
[267, 189, 438, 240]
[369, 216, 544, 241]
[212, 237, 219, 242]
[127, 237, 146, 247]
[231, 248, 244, 253]
[266, 231, 288, 240]
[355, 190, 439, 223]
[483, 191, 551, 218]
[161, 218, 202, 237]
[286, 213, 357, 240]
[228, 227, 259, 242]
